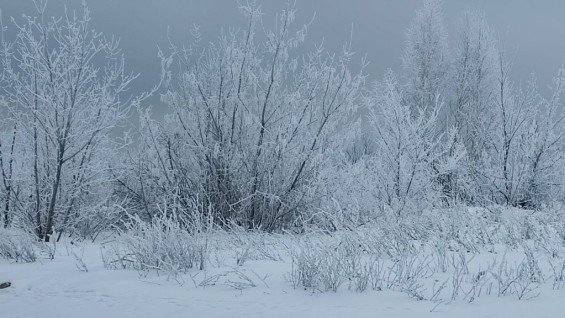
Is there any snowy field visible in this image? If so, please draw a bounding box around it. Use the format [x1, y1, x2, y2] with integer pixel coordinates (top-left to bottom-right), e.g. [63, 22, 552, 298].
[2, 209, 565, 318]
[2, 1, 565, 317]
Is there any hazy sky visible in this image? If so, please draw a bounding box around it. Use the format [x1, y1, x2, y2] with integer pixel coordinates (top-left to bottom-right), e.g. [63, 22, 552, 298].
[2, 0, 565, 105]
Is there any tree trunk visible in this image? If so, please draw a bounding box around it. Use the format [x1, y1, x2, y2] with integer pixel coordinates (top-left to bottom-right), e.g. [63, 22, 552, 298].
[43, 157, 63, 242]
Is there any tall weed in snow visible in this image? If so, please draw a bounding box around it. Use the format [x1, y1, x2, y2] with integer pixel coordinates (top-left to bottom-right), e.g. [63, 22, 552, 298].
[104, 204, 212, 278]
[287, 235, 364, 292]
[548, 256, 565, 290]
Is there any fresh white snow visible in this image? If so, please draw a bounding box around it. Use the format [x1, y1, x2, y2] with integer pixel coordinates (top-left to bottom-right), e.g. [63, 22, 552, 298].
[2, 237, 564, 318]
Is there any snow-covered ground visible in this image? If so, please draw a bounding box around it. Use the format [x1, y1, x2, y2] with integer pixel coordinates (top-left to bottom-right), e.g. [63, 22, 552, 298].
[2, 235, 565, 318]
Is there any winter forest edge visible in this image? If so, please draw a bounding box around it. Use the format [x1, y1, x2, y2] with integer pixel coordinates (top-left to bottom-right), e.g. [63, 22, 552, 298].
[2, 0, 565, 315]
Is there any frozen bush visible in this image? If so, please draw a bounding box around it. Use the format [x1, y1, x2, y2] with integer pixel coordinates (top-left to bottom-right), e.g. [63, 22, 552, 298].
[107, 207, 211, 278]
[548, 256, 565, 290]
[287, 235, 363, 292]
[386, 255, 430, 300]
[288, 242, 323, 290]
[0, 227, 38, 263]
[490, 250, 542, 300]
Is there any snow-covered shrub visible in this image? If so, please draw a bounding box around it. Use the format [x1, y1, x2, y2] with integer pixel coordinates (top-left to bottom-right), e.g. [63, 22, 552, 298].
[0, 227, 37, 263]
[287, 235, 363, 292]
[334, 215, 419, 257]
[69, 199, 125, 243]
[349, 261, 373, 292]
[410, 206, 565, 255]
[463, 268, 491, 303]
[385, 255, 430, 300]
[100, 243, 131, 270]
[107, 207, 211, 277]
[490, 251, 542, 300]
[548, 256, 565, 290]
[509, 252, 543, 300]
[288, 241, 322, 290]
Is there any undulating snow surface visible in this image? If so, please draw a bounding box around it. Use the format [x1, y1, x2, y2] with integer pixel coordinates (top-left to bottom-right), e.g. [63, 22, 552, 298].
[1, 238, 564, 318]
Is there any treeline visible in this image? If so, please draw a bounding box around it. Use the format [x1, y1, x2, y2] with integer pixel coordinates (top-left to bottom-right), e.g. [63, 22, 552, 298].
[0, 0, 563, 241]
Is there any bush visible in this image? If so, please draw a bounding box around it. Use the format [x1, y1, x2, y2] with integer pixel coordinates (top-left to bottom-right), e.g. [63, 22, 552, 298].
[0, 227, 38, 263]
[287, 235, 367, 293]
[104, 207, 211, 278]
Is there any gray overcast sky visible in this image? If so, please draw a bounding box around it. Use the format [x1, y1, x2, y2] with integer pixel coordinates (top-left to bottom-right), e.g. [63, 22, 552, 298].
[2, 0, 565, 104]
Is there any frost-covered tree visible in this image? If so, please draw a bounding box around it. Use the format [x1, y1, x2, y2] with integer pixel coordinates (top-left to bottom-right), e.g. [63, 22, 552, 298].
[477, 49, 540, 207]
[442, 10, 498, 204]
[120, 2, 365, 230]
[525, 68, 565, 206]
[508, 68, 565, 208]
[367, 70, 464, 216]
[0, 127, 17, 228]
[0, 1, 137, 241]
[402, 0, 450, 115]
[451, 11, 497, 163]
